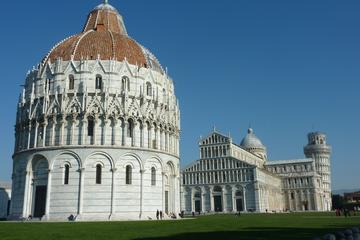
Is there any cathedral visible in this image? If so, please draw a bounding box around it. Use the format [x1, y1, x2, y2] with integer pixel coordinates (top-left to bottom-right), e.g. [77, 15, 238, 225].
[181, 128, 332, 213]
[10, 1, 181, 221]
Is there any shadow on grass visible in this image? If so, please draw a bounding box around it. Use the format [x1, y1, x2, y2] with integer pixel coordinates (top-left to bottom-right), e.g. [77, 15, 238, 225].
[132, 226, 357, 240]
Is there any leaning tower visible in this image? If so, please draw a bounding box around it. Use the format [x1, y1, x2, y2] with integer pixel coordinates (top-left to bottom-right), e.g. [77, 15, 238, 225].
[304, 132, 332, 211]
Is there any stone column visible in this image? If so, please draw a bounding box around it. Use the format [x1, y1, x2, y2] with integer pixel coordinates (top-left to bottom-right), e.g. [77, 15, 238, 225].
[172, 174, 178, 213]
[133, 122, 138, 147]
[210, 186, 214, 212]
[78, 168, 85, 216]
[123, 120, 128, 146]
[27, 122, 32, 149]
[313, 190, 319, 211]
[51, 117, 57, 146]
[242, 185, 247, 212]
[300, 190, 305, 211]
[45, 169, 52, 219]
[34, 121, 39, 148]
[147, 124, 152, 148]
[169, 132, 172, 153]
[232, 188, 237, 212]
[222, 186, 227, 212]
[162, 172, 165, 213]
[141, 123, 145, 148]
[288, 192, 293, 211]
[93, 116, 98, 145]
[201, 187, 206, 213]
[59, 117, 66, 146]
[307, 190, 312, 210]
[81, 118, 87, 145]
[155, 126, 159, 150]
[139, 169, 145, 219]
[22, 171, 31, 218]
[176, 134, 180, 155]
[110, 168, 117, 219]
[112, 119, 118, 145]
[42, 119, 48, 147]
[103, 117, 109, 146]
[190, 188, 195, 213]
[165, 130, 169, 152]
[70, 116, 76, 145]
[134, 122, 140, 147]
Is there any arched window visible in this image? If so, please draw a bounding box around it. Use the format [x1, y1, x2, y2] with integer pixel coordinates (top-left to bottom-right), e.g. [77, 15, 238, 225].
[68, 75, 75, 90]
[162, 88, 166, 99]
[96, 164, 102, 184]
[121, 76, 130, 91]
[121, 76, 130, 92]
[146, 82, 152, 96]
[64, 164, 70, 185]
[95, 75, 102, 90]
[126, 165, 132, 185]
[151, 167, 156, 186]
[88, 118, 94, 136]
[127, 119, 133, 138]
[47, 78, 53, 92]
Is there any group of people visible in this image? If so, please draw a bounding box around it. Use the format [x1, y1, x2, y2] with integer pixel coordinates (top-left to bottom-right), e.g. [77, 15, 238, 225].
[155, 210, 184, 220]
[335, 208, 356, 217]
[156, 210, 164, 220]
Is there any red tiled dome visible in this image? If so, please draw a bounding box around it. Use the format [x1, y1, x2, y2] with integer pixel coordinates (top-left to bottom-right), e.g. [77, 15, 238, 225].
[43, 2, 163, 73]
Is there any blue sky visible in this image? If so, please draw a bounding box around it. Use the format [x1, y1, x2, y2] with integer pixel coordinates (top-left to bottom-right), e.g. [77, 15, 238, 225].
[0, 0, 359, 190]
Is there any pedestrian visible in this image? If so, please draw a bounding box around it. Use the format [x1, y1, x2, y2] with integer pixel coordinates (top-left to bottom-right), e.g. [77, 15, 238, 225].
[160, 211, 163, 220]
[156, 210, 159, 220]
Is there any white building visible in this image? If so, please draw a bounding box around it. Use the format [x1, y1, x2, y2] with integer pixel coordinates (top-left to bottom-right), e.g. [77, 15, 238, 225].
[181, 129, 332, 213]
[0, 182, 11, 219]
[10, 1, 181, 221]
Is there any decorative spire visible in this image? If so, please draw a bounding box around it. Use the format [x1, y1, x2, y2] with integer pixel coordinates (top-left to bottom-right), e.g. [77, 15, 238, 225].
[104, 0, 109, 4]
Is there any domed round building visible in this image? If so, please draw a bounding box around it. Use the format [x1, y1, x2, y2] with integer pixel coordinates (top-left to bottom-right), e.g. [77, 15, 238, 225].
[10, 1, 181, 221]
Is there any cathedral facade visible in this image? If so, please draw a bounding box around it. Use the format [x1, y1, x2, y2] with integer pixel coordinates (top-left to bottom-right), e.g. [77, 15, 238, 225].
[10, 1, 181, 221]
[181, 129, 332, 213]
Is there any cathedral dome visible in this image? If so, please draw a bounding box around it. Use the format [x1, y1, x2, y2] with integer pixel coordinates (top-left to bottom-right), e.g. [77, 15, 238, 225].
[240, 128, 267, 160]
[43, 1, 164, 74]
[240, 128, 265, 149]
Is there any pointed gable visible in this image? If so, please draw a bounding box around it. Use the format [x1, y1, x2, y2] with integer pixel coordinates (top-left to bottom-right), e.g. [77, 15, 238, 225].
[199, 131, 230, 146]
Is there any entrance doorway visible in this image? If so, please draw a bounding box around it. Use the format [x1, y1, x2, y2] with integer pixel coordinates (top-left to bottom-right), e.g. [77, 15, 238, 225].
[34, 186, 47, 218]
[195, 200, 201, 212]
[214, 196, 222, 212]
[235, 191, 244, 211]
[236, 198, 243, 211]
[303, 201, 308, 211]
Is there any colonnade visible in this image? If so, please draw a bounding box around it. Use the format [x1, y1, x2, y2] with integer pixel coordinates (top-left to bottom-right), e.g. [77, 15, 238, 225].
[185, 185, 247, 213]
[15, 115, 180, 156]
[183, 168, 253, 185]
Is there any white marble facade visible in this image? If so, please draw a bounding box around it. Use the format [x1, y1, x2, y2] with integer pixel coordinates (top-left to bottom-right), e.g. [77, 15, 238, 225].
[10, 1, 181, 221]
[181, 129, 332, 213]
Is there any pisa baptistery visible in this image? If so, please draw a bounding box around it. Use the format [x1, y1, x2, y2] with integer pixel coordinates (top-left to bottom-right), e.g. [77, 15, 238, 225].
[10, 1, 181, 221]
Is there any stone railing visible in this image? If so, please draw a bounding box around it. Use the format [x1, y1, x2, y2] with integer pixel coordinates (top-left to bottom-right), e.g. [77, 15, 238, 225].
[312, 227, 360, 240]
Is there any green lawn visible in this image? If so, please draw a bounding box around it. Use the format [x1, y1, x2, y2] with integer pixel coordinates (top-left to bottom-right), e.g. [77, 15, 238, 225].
[0, 212, 359, 240]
